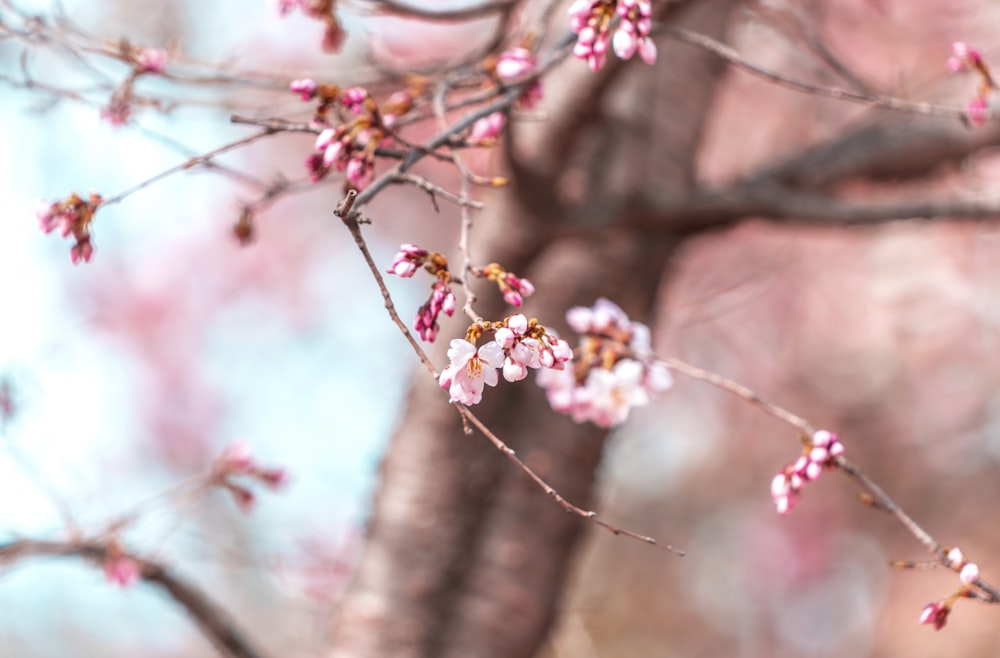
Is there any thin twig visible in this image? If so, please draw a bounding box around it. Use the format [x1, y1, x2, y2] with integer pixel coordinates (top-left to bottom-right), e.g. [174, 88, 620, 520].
[335, 190, 683, 555]
[662, 355, 1000, 603]
[662, 27, 975, 121]
[458, 406, 684, 555]
[101, 129, 280, 207]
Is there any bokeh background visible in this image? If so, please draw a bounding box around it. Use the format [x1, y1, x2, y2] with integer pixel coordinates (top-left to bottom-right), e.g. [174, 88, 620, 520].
[2, 0, 1000, 656]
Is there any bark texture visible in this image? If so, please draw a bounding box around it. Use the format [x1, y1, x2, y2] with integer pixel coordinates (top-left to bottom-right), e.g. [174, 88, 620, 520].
[328, 1, 734, 657]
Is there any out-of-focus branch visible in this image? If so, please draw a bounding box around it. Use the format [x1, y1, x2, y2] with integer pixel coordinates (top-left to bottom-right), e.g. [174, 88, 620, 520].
[358, 0, 517, 22]
[661, 26, 973, 120]
[662, 357, 1000, 604]
[624, 185, 1000, 235]
[0, 539, 266, 658]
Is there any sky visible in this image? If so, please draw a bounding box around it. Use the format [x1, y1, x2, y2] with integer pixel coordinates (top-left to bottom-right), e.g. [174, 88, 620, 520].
[0, 1, 415, 654]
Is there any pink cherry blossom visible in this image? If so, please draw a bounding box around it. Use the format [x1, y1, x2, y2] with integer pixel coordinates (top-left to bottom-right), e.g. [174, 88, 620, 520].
[948, 41, 982, 73]
[770, 429, 844, 514]
[919, 601, 949, 630]
[290, 78, 319, 101]
[387, 243, 428, 277]
[947, 547, 964, 568]
[960, 562, 980, 585]
[439, 339, 505, 405]
[414, 280, 456, 342]
[496, 47, 536, 80]
[967, 96, 988, 126]
[135, 48, 167, 73]
[470, 112, 507, 143]
[341, 87, 368, 114]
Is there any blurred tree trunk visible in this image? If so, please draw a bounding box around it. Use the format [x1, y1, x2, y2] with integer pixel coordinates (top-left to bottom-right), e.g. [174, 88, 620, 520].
[329, 1, 734, 656]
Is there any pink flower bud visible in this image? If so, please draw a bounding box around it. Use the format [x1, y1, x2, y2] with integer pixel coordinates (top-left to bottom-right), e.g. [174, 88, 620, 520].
[809, 446, 829, 463]
[947, 547, 964, 568]
[495, 327, 515, 349]
[960, 562, 980, 585]
[290, 78, 318, 101]
[804, 460, 823, 481]
[104, 556, 140, 588]
[919, 601, 949, 630]
[135, 48, 167, 73]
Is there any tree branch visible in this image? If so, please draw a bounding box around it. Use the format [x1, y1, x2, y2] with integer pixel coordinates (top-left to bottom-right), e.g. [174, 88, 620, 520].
[0, 539, 266, 658]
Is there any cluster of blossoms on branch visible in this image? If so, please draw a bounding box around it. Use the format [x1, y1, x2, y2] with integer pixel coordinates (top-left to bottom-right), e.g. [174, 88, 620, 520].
[947, 41, 995, 126]
[211, 440, 288, 512]
[918, 547, 982, 630]
[536, 298, 672, 427]
[36, 193, 101, 264]
[569, 0, 657, 72]
[440, 314, 573, 405]
[100, 440, 287, 590]
[770, 429, 845, 515]
[387, 244, 537, 342]
[387, 244, 457, 342]
[291, 80, 417, 190]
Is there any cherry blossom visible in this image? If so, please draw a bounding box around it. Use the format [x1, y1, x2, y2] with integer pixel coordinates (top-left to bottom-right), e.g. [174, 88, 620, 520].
[439, 339, 505, 405]
[290, 78, 319, 101]
[919, 600, 950, 630]
[341, 87, 368, 114]
[770, 430, 844, 515]
[569, 0, 614, 72]
[414, 280, 456, 342]
[470, 112, 507, 144]
[947, 41, 983, 73]
[613, 0, 656, 65]
[387, 244, 429, 278]
[212, 441, 289, 511]
[36, 193, 101, 264]
[495, 47, 543, 108]
[135, 48, 167, 73]
[536, 299, 671, 426]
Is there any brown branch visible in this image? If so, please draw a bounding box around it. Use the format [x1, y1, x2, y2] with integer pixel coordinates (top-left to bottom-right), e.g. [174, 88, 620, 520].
[101, 129, 281, 207]
[662, 356, 1000, 603]
[458, 406, 684, 555]
[0, 539, 266, 658]
[335, 191, 683, 555]
[357, 0, 518, 22]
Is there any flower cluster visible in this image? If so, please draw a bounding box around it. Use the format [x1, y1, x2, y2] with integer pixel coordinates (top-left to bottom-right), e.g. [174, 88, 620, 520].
[536, 298, 672, 428]
[415, 281, 457, 343]
[439, 314, 573, 405]
[770, 429, 844, 515]
[36, 192, 101, 264]
[946, 41, 995, 126]
[385, 244, 456, 342]
[211, 441, 288, 512]
[480, 262, 535, 307]
[292, 82, 416, 190]
[568, 0, 657, 72]
[918, 547, 982, 631]
[277, 0, 346, 53]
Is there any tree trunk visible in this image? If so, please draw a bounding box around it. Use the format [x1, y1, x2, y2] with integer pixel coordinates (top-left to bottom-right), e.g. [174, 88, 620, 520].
[329, 2, 734, 656]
